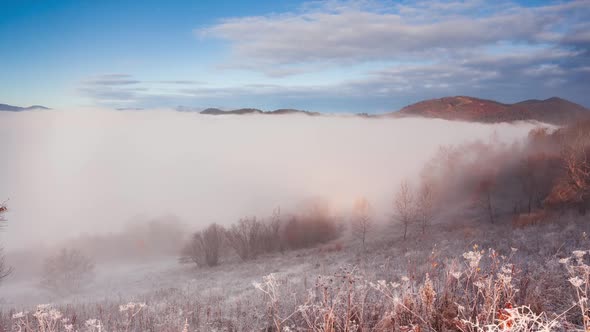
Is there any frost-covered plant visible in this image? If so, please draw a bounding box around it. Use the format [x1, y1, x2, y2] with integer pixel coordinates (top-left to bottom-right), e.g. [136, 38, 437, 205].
[461, 305, 562, 332]
[456, 245, 520, 329]
[296, 267, 371, 332]
[120, 302, 147, 331]
[12, 305, 69, 332]
[12, 310, 33, 332]
[253, 273, 298, 331]
[560, 249, 590, 329]
[9, 223, 590, 332]
[85, 318, 103, 332]
[181, 318, 189, 332]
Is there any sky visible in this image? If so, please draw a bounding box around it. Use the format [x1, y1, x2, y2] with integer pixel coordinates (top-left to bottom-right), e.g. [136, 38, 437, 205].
[1, 0, 589, 113]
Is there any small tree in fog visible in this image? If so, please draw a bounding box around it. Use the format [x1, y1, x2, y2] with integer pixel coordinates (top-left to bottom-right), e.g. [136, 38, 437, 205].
[518, 154, 553, 214]
[0, 204, 12, 283]
[417, 181, 436, 235]
[283, 200, 339, 249]
[202, 223, 225, 266]
[41, 248, 94, 293]
[259, 207, 283, 254]
[183, 223, 225, 267]
[393, 181, 415, 240]
[549, 122, 590, 214]
[226, 217, 263, 260]
[351, 197, 373, 252]
[269, 207, 283, 253]
[475, 178, 496, 224]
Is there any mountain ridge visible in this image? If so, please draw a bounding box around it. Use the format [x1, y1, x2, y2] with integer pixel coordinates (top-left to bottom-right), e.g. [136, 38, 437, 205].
[0, 103, 51, 112]
[391, 96, 588, 124]
[3, 97, 587, 125]
[190, 96, 588, 124]
[197, 107, 320, 116]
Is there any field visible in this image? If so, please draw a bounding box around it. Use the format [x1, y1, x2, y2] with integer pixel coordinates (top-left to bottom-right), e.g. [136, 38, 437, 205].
[2, 214, 590, 331]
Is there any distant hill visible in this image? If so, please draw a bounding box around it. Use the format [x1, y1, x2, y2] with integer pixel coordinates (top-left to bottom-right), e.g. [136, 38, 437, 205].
[116, 107, 144, 111]
[0, 103, 51, 111]
[267, 109, 320, 116]
[198, 108, 319, 116]
[4, 97, 586, 125]
[392, 96, 588, 124]
[198, 108, 224, 114]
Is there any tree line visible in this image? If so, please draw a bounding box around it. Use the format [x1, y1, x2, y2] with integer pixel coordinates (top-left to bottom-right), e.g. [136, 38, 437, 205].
[180, 204, 341, 267]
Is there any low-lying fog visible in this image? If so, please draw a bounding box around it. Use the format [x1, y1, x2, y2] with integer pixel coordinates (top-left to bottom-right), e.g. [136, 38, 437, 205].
[1, 109, 540, 251]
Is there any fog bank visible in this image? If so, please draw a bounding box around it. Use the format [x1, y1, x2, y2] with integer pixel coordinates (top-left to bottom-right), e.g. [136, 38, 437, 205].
[0, 110, 541, 249]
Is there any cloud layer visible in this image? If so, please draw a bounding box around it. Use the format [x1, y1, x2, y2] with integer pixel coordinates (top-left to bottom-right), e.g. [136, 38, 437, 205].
[200, 1, 574, 64]
[0, 109, 539, 249]
[80, 0, 590, 112]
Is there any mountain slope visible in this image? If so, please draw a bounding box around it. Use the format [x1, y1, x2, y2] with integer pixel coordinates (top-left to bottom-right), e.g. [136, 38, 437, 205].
[393, 96, 588, 124]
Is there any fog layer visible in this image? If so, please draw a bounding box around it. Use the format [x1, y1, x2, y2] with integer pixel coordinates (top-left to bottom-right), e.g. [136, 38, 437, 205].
[0, 110, 540, 249]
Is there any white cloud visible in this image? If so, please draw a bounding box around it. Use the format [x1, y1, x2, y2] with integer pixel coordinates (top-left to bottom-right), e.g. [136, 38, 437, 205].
[79, 1, 590, 111]
[198, 0, 588, 69]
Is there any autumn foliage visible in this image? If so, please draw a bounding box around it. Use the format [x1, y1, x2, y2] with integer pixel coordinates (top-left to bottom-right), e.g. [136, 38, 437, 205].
[416, 119, 590, 228]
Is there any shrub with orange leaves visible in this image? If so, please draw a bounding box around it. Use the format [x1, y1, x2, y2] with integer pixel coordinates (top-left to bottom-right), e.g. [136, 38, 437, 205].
[497, 302, 514, 329]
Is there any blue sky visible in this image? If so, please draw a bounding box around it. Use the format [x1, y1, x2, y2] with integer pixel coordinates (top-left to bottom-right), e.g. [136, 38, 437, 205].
[1, 0, 589, 112]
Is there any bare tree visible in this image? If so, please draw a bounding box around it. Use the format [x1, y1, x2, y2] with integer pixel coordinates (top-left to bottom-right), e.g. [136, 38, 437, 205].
[475, 178, 496, 224]
[182, 223, 225, 267]
[534, 121, 590, 215]
[416, 181, 435, 235]
[225, 217, 263, 260]
[559, 124, 590, 214]
[268, 207, 283, 253]
[0, 204, 12, 283]
[393, 181, 416, 240]
[351, 197, 373, 252]
[519, 156, 537, 214]
[517, 152, 561, 215]
[41, 248, 95, 293]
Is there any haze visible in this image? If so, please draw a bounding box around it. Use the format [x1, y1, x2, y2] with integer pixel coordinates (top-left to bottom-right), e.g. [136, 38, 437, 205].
[0, 109, 539, 249]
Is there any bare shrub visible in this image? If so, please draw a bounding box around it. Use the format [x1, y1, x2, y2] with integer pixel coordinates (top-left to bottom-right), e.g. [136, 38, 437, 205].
[393, 181, 416, 240]
[250, 208, 284, 255]
[226, 217, 264, 260]
[41, 248, 95, 293]
[283, 201, 339, 249]
[351, 197, 373, 252]
[182, 223, 225, 267]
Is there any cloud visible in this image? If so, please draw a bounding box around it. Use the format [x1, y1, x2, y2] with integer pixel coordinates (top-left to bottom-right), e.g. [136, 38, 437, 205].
[84, 74, 141, 86]
[79, 1, 590, 111]
[198, 0, 589, 68]
[78, 55, 590, 112]
[79, 76, 208, 106]
[155, 80, 205, 85]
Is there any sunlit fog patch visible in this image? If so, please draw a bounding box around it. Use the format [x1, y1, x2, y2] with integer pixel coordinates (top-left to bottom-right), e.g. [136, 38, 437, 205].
[0, 109, 541, 249]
